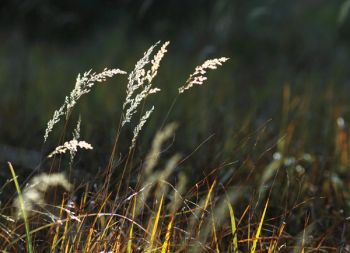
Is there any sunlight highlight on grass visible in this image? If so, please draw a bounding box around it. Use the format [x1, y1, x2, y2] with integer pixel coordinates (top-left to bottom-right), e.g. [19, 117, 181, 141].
[2, 39, 340, 252]
[127, 197, 137, 253]
[50, 198, 65, 252]
[251, 198, 269, 253]
[146, 194, 164, 253]
[227, 201, 239, 253]
[161, 215, 174, 253]
[268, 222, 285, 253]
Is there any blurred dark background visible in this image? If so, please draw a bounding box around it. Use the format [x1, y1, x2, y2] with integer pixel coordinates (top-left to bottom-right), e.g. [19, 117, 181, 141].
[1, 0, 350, 176]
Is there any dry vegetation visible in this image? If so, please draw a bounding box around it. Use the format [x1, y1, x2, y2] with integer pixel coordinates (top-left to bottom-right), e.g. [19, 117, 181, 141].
[0, 41, 348, 253]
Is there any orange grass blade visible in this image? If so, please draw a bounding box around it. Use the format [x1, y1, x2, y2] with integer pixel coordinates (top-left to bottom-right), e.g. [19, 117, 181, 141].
[251, 198, 269, 253]
[238, 205, 250, 226]
[146, 194, 164, 253]
[112, 234, 121, 252]
[84, 192, 111, 252]
[227, 201, 238, 253]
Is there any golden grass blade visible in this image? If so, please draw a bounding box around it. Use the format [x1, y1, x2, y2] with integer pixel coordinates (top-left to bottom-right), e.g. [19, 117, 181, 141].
[127, 197, 137, 253]
[51, 198, 65, 252]
[198, 180, 216, 232]
[161, 215, 174, 253]
[111, 234, 121, 252]
[8, 162, 33, 253]
[60, 215, 70, 251]
[238, 205, 250, 226]
[97, 216, 113, 243]
[211, 212, 220, 253]
[85, 224, 94, 250]
[146, 194, 164, 253]
[64, 239, 70, 253]
[70, 217, 85, 252]
[251, 198, 269, 253]
[268, 222, 285, 253]
[248, 218, 251, 251]
[227, 201, 238, 253]
[84, 192, 111, 252]
[204, 180, 216, 213]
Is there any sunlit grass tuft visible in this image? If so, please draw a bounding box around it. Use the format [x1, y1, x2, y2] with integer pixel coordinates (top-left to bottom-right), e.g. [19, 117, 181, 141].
[0, 40, 345, 253]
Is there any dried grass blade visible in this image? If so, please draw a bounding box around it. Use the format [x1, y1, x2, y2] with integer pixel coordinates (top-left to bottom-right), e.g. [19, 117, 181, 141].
[146, 194, 164, 253]
[268, 222, 286, 253]
[127, 197, 137, 253]
[161, 215, 174, 253]
[60, 213, 70, 251]
[51, 198, 65, 252]
[84, 192, 111, 252]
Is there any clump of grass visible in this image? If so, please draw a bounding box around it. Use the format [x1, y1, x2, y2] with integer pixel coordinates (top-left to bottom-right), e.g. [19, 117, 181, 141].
[2, 41, 345, 253]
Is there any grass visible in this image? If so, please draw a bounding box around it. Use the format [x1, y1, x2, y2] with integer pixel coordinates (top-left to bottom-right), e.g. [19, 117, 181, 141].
[7, 162, 32, 253]
[0, 40, 349, 253]
[227, 201, 238, 253]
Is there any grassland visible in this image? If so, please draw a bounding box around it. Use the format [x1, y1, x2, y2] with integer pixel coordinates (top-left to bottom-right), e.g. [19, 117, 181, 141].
[0, 38, 349, 253]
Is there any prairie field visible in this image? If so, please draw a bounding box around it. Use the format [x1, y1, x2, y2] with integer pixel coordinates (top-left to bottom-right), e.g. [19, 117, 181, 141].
[1, 1, 350, 252]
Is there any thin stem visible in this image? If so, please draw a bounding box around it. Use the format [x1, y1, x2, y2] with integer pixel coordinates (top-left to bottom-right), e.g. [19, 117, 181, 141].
[8, 162, 33, 253]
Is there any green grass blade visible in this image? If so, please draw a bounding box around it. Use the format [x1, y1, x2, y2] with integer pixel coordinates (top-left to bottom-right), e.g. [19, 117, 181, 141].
[227, 201, 238, 253]
[8, 162, 33, 253]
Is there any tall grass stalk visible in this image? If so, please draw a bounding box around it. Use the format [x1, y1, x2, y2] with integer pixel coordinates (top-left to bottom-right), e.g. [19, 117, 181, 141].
[251, 198, 269, 253]
[127, 196, 137, 253]
[8, 162, 33, 253]
[161, 215, 174, 253]
[227, 201, 239, 253]
[146, 194, 164, 253]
